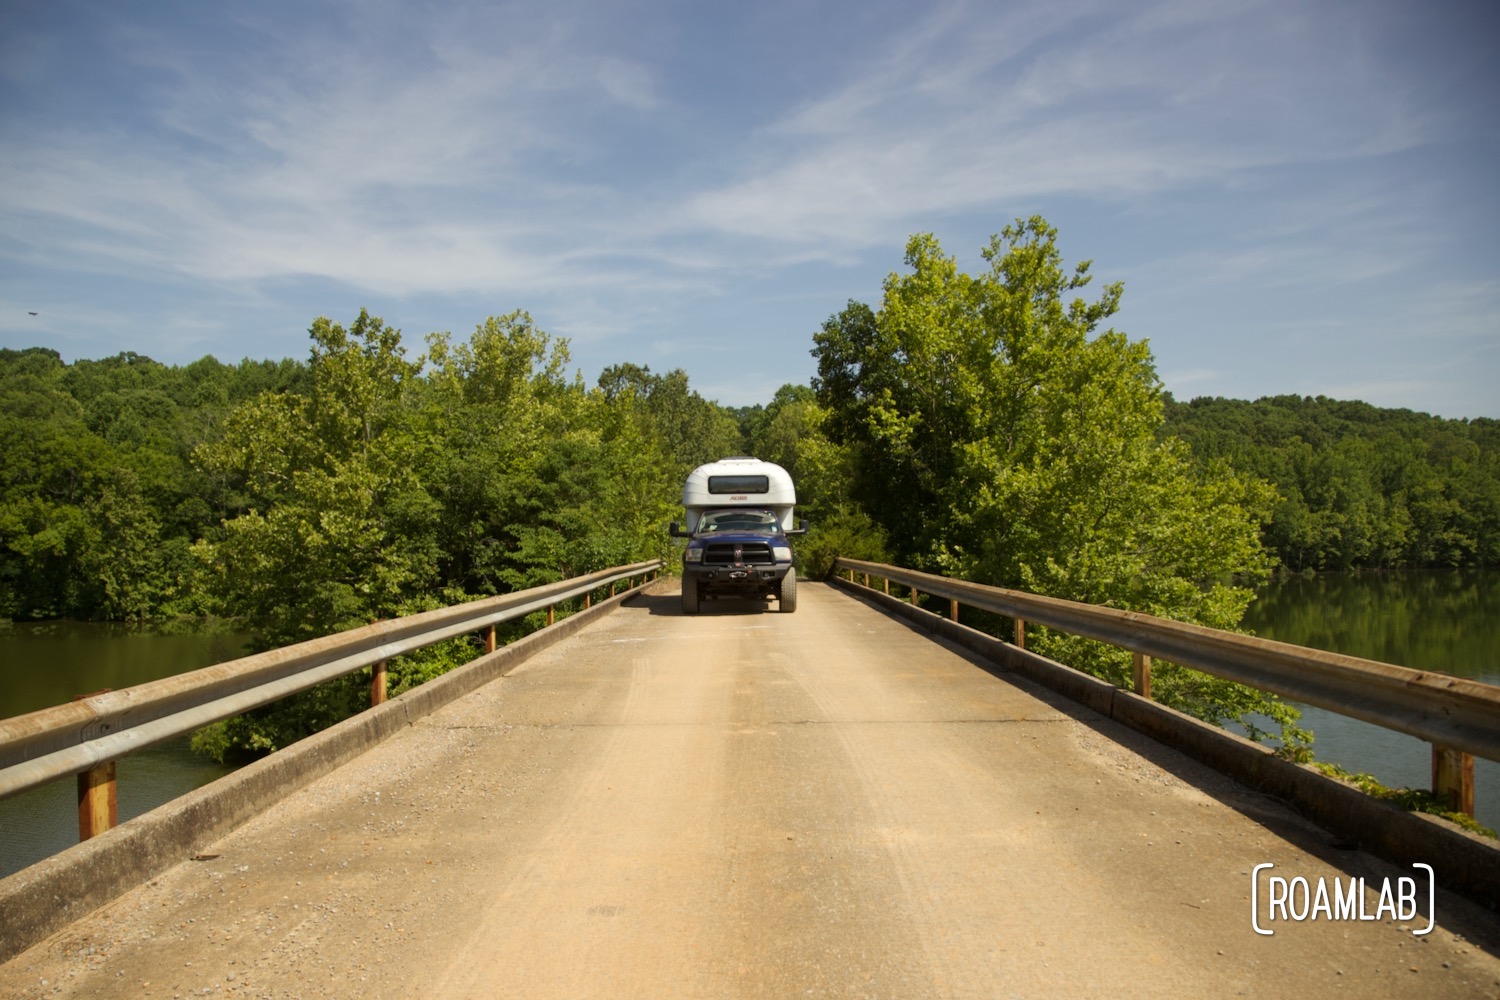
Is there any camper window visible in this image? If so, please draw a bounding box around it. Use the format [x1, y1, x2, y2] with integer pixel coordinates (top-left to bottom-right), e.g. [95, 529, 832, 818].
[707, 475, 770, 494]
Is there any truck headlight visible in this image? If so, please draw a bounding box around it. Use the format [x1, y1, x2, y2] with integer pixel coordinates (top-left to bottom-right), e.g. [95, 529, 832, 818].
[684, 546, 704, 563]
[772, 545, 792, 562]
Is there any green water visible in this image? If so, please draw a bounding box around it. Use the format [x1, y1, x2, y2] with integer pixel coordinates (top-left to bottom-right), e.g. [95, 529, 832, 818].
[0, 621, 250, 877]
[1241, 568, 1498, 829]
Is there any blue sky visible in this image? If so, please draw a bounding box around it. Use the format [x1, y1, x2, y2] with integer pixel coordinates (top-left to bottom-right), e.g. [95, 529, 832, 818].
[2, 0, 1497, 417]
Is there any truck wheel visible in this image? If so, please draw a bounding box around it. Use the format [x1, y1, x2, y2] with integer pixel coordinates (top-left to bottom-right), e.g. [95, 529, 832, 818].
[779, 567, 798, 613]
[682, 574, 699, 615]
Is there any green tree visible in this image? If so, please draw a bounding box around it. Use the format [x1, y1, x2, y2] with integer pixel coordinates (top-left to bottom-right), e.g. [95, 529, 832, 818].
[423, 313, 677, 593]
[195, 311, 438, 645]
[814, 218, 1293, 741]
[190, 312, 441, 755]
[0, 347, 295, 619]
[597, 363, 744, 474]
[188, 309, 695, 759]
[1163, 395, 1500, 570]
[0, 353, 118, 617]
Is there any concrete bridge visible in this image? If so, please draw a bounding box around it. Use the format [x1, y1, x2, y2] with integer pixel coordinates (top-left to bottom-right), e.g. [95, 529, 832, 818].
[2, 580, 1499, 998]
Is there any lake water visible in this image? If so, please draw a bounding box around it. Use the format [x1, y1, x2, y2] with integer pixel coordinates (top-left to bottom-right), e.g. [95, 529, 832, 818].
[0, 621, 249, 877]
[2, 570, 1495, 876]
[1241, 569, 1498, 830]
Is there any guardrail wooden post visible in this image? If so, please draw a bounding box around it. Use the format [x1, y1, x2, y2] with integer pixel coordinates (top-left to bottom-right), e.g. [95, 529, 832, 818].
[77, 760, 116, 841]
[584, 591, 592, 609]
[1432, 744, 1475, 816]
[1014, 618, 1026, 651]
[371, 660, 388, 706]
[73, 689, 117, 841]
[485, 625, 496, 654]
[883, 577, 889, 596]
[1133, 653, 1152, 699]
[950, 598, 959, 622]
[910, 586, 919, 607]
[547, 605, 555, 627]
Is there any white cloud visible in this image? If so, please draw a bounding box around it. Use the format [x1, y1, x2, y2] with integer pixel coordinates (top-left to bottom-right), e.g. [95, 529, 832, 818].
[596, 58, 661, 111]
[1, 0, 1495, 415]
[0, 1, 1464, 289]
[677, 0, 1450, 259]
[2, 2, 693, 300]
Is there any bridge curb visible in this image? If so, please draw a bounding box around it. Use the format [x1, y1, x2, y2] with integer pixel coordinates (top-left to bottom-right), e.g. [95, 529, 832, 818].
[832, 577, 1500, 912]
[0, 580, 661, 964]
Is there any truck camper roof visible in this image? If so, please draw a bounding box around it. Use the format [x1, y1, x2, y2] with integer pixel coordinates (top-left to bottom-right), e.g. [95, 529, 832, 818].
[682, 457, 796, 510]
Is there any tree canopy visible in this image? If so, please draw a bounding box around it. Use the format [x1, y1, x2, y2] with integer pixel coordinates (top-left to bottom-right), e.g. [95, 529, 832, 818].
[813, 218, 1291, 737]
[1164, 394, 1499, 571]
[0, 347, 305, 621]
[4, 219, 1495, 755]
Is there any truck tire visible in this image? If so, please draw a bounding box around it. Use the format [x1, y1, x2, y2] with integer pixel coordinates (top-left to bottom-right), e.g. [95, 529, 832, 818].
[779, 567, 798, 613]
[682, 574, 699, 615]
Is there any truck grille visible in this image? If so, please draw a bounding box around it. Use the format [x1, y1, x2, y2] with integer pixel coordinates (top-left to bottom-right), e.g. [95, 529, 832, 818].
[702, 542, 774, 565]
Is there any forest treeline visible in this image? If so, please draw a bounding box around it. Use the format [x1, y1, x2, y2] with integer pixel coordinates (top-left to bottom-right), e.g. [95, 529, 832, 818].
[1, 313, 747, 632]
[1162, 394, 1498, 572]
[3, 216, 1495, 753]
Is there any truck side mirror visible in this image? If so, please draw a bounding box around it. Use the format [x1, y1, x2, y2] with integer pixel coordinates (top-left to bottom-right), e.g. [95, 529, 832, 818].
[786, 518, 810, 537]
[668, 522, 686, 538]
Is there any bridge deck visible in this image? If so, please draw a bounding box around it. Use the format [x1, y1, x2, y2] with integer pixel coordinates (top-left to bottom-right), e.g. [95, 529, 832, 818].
[3, 583, 1497, 998]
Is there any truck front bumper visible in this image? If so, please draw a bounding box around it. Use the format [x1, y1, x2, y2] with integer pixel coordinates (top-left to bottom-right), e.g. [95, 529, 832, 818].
[684, 564, 790, 594]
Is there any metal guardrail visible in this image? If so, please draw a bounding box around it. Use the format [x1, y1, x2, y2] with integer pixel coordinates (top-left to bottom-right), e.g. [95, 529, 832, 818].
[834, 557, 1500, 816]
[0, 561, 661, 837]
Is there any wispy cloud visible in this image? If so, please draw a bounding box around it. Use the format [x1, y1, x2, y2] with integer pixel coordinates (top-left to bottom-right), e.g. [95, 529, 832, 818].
[0, 1, 1472, 288]
[679, 0, 1447, 258]
[1, 0, 1495, 415]
[2, 1, 686, 298]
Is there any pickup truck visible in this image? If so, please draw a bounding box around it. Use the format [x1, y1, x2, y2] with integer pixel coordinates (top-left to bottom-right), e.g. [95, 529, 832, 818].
[668, 458, 807, 614]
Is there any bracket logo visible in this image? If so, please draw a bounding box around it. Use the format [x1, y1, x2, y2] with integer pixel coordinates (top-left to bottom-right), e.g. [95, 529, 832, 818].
[1251, 863, 1434, 936]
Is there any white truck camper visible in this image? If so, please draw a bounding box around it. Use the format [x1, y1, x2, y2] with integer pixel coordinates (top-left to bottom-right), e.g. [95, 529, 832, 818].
[669, 457, 807, 614]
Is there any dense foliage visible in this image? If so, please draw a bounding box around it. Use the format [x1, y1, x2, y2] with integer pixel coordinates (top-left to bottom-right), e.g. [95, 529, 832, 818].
[0, 320, 744, 629]
[811, 219, 1296, 740]
[1, 347, 307, 621]
[2, 317, 745, 756]
[4, 219, 1494, 757]
[1163, 395, 1499, 571]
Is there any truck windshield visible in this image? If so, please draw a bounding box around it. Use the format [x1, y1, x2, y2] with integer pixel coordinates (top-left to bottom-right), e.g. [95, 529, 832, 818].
[697, 509, 779, 534]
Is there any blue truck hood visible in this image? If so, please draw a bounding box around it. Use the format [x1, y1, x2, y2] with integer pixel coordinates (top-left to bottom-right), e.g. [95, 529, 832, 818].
[691, 530, 784, 545]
